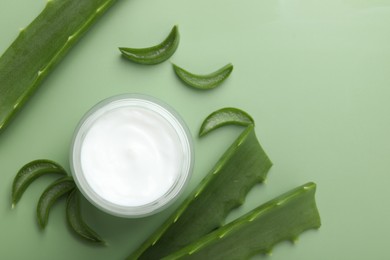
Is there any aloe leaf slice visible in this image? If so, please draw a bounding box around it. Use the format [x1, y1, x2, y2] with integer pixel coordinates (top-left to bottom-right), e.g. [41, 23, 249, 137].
[66, 189, 105, 244]
[199, 107, 254, 137]
[164, 182, 321, 260]
[129, 114, 272, 259]
[0, 0, 118, 133]
[119, 25, 179, 65]
[172, 63, 233, 90]
[12, 159, 67, 207]
[37, 177, 75, 229]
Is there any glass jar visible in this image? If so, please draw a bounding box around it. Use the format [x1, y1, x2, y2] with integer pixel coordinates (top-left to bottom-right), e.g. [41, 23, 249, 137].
[70, 94, 194, 217]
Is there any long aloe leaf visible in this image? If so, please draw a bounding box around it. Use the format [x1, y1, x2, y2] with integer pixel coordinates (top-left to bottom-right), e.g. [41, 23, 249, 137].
[0, 0, 118, 133]
[164, 182, 321, 260]
[129, 124, 272, 259]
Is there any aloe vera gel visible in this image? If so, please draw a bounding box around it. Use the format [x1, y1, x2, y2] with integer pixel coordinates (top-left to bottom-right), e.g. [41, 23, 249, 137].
[70, 95, 193, 217]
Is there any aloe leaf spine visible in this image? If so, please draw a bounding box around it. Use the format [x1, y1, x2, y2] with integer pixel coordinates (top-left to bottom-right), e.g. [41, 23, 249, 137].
[0, 0, 119, 133]
[163, 182, 321, 260]
[129, 123, 272, 259]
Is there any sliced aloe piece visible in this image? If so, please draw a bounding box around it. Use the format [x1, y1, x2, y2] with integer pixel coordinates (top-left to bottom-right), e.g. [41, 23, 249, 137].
[0, 0, 118, 133]
[199, 107, 254, 137]
[12, 159, 67, 207]
[164, 182, 321, 259]
[172, 63, 233, 90]
[37, 177, 75, 229]
[119, 25, 179, 65]
[66, 189, 105, 244]
[129, 110, 272, 259]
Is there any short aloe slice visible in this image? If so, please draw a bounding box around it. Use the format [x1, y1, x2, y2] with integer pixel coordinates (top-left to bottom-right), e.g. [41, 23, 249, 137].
[37, 177, 76, 229]
[172, 63, 233, 90]
[119, 25, 179, 65]
[12, 159, 67, 207]
[129, 112, 272, 259]
[199, 107, 254, 137]
[66, 189, 105, 244]
[163, 182, 321, 260]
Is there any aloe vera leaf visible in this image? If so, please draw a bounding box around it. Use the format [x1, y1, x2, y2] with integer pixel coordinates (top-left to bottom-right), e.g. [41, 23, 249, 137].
[164, 182, 321, 260]
[37, 176, 75, 229]
[11, 159, 67, 207]
[172, 63, 233, 90]
[66, 189, 105, 244]
[199, 107, 254, 137]
[129, 125, 272, 259]
[0, 0, 118, 133]
[119, 25, 179, 65]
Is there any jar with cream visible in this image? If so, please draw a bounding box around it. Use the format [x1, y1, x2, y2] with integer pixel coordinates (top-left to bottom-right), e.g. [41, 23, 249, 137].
[70, 94, 194, 217]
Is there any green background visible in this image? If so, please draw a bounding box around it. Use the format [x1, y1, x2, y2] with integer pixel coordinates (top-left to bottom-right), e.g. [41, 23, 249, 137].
[1, 0, 390, 259]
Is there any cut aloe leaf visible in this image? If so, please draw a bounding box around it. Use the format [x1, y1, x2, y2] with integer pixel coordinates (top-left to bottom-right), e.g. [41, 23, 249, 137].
[199, 107, 254, 137]
[66, 189, 105, 244]
[12, 159, 67, 207]
[129, 112, 272, 259]
[164, 182, 321, 260]
[37, 177, 75, 229]
[172, 63, 233, 90]
[0, 0, 118, 133]
[119, 25, 180, 65]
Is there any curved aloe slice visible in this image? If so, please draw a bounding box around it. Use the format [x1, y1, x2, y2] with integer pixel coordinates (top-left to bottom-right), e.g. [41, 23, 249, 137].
[164, 183, 321, 260]
[37, 177, 75, 229]
[119, 25, 180, 65]
[199, 107, 254, 137]
[172, 63, 233, 90]
[0, 0, 118, 133]
[129, 110, 272, 259]
[66, 189, 105, 244]
[12, 159, 67, 207]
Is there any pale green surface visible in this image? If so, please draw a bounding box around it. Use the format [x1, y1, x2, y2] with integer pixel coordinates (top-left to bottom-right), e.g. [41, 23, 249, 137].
[1, 0, 390, 259]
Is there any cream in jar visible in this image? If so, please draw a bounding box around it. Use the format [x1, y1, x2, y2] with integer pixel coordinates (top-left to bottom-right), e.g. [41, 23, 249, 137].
[70, 94, 193, 217]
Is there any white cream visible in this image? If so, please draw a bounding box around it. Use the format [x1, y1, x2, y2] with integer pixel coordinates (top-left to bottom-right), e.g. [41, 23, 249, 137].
[81, 106, 182, 207]
[71, 95, 193, 217]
